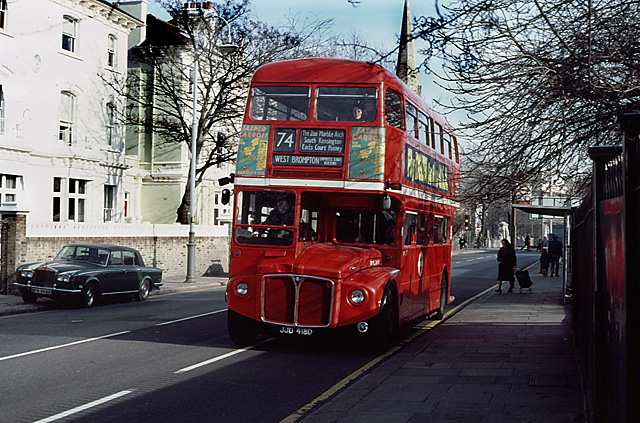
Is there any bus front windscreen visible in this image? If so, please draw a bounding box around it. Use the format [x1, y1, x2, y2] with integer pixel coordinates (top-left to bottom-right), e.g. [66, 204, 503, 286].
[250, 86, 310, 121]
[235, 190, 296, 246]
[316, 86, 378, 122]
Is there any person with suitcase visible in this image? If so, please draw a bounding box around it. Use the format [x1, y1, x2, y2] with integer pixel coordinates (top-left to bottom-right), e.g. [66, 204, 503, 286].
[496, 239, 517, 293]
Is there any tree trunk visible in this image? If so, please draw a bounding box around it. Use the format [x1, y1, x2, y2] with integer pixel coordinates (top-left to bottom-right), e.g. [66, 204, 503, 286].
[176, 183, 191, 224]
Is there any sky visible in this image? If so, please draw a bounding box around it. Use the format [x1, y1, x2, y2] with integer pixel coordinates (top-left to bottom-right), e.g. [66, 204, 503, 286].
[146, 0, 452, 109]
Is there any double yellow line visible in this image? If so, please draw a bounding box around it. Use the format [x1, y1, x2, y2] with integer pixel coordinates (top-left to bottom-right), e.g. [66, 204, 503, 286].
[281, 284, 497, 423]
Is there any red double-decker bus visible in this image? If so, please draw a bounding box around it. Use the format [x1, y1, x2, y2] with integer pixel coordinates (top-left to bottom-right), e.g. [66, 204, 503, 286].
[225, 58, 460, 351]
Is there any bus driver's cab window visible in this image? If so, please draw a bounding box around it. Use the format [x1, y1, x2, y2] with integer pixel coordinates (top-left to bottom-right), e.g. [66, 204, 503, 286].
[235, 191, 296, 246]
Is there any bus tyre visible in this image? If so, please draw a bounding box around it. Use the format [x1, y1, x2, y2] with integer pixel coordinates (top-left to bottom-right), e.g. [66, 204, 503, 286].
[369, 293, 397, 354]
[228, 309, 257, 347]
[433, 273, 447, 320]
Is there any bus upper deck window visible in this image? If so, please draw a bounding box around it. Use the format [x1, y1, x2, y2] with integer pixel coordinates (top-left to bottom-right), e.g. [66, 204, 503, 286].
[316, 86, 377, 122]
[406, 102, 418, 139]
[384, 89, 403, 129]
[250, 86, 310, 121]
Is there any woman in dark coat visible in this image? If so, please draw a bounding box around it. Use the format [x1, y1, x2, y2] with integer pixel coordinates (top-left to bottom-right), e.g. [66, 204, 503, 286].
[496, 239, 517, 293]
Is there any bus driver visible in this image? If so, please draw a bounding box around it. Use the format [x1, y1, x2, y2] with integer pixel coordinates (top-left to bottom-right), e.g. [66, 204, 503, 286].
[263, 194, 294, 226]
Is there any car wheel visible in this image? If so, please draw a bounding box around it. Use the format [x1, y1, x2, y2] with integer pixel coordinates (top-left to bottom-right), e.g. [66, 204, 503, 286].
[81, 282, 99, 308]
[21, 291, 39, 304]
[368, 292, 397, 354]
[228, 309, 257, 347]
[135, 279, 150, 301]
[433, 273, 447, 320]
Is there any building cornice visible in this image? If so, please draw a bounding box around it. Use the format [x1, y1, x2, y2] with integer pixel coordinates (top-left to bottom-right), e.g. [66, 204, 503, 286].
[74, 0, 145, 30]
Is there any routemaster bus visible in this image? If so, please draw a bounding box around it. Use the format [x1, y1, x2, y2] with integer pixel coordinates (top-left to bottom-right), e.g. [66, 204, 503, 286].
[225, 58, 460, 352]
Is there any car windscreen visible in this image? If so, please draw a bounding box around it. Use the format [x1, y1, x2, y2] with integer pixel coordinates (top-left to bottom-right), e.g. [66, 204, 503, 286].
[56, 245, 110, 266]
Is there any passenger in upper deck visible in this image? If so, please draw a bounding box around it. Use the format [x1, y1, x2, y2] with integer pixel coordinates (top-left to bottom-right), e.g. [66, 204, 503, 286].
[352, 105, 367, 122]
[263, 194, 294, 226]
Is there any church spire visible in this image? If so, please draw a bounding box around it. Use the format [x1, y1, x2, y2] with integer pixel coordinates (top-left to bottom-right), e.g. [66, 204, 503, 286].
[396, 0, 421, 95]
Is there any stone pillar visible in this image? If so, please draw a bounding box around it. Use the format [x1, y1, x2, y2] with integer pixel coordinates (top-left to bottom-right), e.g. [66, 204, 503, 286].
[1, 214, 27, 295]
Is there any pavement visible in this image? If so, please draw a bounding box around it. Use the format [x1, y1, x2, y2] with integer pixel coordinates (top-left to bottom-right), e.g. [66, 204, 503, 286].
[0, 254, 585, 422]
[0, 276, 227, 316]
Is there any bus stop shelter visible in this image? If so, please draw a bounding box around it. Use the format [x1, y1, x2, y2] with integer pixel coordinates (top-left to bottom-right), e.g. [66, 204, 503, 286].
[512, 203, 572, 304]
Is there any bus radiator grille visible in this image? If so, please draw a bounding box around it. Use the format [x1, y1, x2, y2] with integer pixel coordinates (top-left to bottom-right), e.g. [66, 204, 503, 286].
[262, 275, 333, 327]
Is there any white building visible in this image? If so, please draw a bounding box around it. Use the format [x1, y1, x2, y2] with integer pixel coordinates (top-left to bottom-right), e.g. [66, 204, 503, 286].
[0, 0, 233, 228]
[0, 0, 143, 224]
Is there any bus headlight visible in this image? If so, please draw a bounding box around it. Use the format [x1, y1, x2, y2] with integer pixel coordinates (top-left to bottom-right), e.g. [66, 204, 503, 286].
[235, 282, 249, 296]
[350, 289, 365, 305]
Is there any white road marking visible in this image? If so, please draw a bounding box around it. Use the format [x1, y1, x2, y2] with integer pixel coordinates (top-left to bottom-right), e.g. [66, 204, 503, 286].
[0, 331, 131, 363]
[175, 338, 272, 374]
[33, 390, 133, 423]
[155, 309, 227, 326]
[0, 310, 227, 363]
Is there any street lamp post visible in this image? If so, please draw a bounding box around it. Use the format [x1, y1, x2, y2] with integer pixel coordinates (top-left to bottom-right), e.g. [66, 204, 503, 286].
[184, 3, 236, 283]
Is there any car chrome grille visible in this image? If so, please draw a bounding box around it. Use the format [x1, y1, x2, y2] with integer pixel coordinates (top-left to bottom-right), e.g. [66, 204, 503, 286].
[33, 268, 56, 288]
[261, 274, 334, 327]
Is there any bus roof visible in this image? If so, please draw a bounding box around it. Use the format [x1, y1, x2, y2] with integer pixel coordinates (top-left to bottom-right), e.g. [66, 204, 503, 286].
[252, 58, 453, 133]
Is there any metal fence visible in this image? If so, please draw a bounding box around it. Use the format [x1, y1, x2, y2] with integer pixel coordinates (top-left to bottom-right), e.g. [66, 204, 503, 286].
[572, 113, 640, 422]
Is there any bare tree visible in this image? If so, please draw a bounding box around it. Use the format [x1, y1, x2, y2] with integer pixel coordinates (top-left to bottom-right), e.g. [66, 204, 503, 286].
[410, 0, 640, 203]
[106, 0, 335, 223]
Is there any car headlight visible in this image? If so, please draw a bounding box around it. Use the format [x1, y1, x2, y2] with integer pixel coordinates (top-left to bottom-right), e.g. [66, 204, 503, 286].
[57, 274, 71, 283]
[19, 269, 34, 279]
[235, 282, 249, 296]
[350, 289, 365, 305]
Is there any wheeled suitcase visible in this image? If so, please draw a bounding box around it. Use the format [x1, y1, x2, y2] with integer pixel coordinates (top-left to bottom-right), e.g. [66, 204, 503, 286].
[515, 269, 533, 293]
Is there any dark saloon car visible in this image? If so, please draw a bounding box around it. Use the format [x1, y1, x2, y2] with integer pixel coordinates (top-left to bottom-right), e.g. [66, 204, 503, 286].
[15, 244, 163, 307]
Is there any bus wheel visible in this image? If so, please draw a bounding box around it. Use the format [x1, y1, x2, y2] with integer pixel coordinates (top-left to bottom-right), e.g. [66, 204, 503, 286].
[228, 309, 257, 347]
[369, 293, 397, 354]
[433, 273, 447, 320]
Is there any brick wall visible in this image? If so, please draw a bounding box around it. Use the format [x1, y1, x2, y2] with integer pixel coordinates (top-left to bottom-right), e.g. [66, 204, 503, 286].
[21, 235, 229, 281]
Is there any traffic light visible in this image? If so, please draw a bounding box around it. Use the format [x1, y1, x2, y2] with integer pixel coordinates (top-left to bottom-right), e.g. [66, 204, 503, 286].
[218, 173, 235, 186]
[464, 214, 470, 231]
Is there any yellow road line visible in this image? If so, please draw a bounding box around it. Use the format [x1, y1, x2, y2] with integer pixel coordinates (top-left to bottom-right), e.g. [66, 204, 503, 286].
[280, 284, 497, 423]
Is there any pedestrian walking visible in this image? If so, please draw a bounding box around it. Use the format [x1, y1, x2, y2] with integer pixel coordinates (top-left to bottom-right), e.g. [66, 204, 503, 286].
[548, 234, 563, 277]
[540, 247, 550, 277]
[521, 235, 531, 251]
[496, 239, 517, 293]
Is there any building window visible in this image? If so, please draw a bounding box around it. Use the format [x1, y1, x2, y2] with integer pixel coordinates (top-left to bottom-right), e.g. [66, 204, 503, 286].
[107, 34, 116, 67]
[106, 102, 115, 147]
[1, 174, 18, 204]
[0, 0, 6, 31]
[62, 16, 77, 52]
[53, 177, 62, 222]
[59, 91, 75, 146]
[68, 178, 86, 222]
[0, 85, 4, 135]
[104, 185, 116, 222]
[123, 192, 129, 218]
[53, 177, 88, 222]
